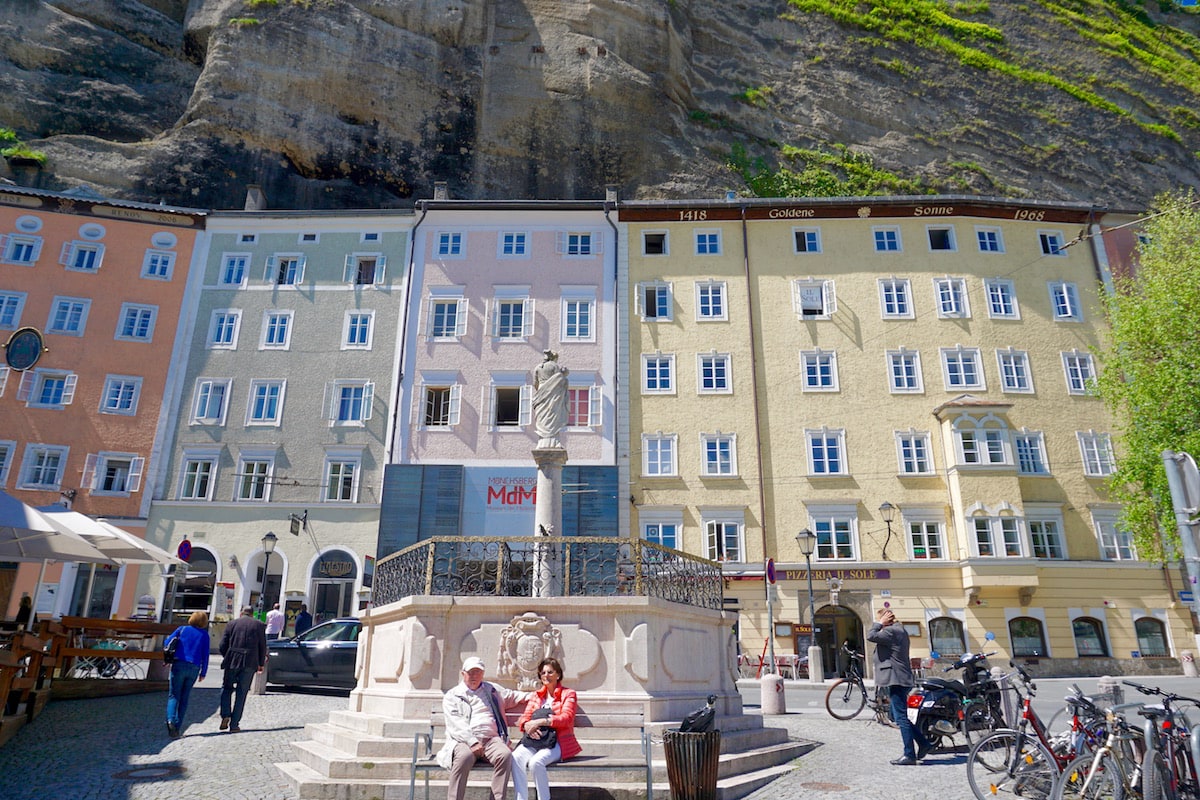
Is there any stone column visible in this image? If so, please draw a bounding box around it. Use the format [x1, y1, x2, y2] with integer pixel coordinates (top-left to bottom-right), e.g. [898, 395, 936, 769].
[532, 446, 568, 597]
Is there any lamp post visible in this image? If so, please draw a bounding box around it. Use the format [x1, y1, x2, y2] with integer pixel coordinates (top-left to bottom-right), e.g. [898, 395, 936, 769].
[795, 528, 823, 683]
[879, 501, 897, 561]
[259, 531, 278, 617]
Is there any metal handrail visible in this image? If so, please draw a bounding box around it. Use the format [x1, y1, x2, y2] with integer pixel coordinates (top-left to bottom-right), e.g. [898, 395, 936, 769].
[372, 535, 724, 610]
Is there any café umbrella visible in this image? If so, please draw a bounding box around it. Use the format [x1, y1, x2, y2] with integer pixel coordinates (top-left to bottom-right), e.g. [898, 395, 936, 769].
[0, 489, 116, 614]
[37, 507, 183, 618]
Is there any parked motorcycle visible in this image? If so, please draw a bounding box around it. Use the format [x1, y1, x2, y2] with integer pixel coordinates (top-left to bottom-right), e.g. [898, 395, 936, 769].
[908, 650, 1006, 751]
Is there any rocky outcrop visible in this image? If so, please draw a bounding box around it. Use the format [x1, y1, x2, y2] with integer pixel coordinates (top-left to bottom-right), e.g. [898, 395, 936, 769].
[1, 0, 1197, 209]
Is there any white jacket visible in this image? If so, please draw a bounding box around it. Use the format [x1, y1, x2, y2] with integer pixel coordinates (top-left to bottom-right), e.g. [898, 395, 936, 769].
[436, 681, 530, 769]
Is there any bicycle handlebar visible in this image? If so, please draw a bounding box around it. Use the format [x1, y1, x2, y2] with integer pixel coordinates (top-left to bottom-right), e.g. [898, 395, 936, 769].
[1122, 680, 1200, 707]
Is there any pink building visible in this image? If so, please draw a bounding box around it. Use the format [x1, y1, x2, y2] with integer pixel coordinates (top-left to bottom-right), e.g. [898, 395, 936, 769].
[381, 199, 618, 554]
[0, 186, 206, 619]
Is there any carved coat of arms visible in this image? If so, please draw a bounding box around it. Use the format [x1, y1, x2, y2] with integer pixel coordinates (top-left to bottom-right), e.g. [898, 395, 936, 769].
[497, 612, 564, 690]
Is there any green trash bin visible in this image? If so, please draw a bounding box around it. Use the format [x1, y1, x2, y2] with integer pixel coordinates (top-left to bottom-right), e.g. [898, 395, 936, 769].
[663, 729, 721, 800]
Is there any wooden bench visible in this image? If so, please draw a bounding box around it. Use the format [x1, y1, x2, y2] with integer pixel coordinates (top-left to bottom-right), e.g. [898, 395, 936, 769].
[409, 707, 652, 800]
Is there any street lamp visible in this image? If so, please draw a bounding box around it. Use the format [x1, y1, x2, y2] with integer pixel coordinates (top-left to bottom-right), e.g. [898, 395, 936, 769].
[879, 501, 897, 561]
[795, 528, 823, 683]
[259, 531, 278, 615]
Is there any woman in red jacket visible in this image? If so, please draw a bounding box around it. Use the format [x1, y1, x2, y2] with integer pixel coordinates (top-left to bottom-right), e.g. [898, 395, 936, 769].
[511, 657, 580, 800]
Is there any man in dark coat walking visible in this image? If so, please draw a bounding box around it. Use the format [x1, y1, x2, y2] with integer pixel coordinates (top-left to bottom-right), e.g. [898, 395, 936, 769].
[219, 605, 268, 732]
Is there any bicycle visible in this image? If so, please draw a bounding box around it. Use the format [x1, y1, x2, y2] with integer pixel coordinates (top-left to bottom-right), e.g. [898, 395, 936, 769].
[1051, 703, 1147, 800]
[967, 664, 1106, 800]
[1123, 680, 1200, 800]
[824, 644, 894, 727]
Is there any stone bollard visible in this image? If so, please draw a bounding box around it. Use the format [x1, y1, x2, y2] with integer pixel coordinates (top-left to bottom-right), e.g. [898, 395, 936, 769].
[1097, 675, 1123, 707]
[1183, 651, 1197, 678]
[761, 673, 787, 715]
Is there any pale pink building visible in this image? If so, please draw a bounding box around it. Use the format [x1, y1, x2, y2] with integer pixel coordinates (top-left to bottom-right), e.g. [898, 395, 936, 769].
[381, 199, 618, 554]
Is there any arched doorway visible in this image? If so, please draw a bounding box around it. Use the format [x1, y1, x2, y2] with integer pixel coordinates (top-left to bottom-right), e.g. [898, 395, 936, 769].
[310, 550, 358, 624]
[814, 605, 864, 678]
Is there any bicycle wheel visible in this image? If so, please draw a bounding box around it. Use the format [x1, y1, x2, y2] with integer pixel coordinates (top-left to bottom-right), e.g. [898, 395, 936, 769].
[1053, 753, 1128, 800]
[825, 678, 867, 720]
[967, 729, 1059, 800]
[1141, 749, 1177, 800]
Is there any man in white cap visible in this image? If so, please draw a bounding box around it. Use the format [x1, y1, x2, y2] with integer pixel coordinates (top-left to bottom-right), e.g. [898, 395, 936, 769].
[438, 656, 532, 800]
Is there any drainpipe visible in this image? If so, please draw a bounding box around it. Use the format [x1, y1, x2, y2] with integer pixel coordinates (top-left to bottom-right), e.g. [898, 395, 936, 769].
[602, 189, 623, 537]
[389, 201, 429, 464]
[739, 203, 774, 673]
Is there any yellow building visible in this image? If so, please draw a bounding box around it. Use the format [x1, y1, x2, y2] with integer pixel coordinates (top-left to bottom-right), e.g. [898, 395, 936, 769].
[619, 196, 1188, 677]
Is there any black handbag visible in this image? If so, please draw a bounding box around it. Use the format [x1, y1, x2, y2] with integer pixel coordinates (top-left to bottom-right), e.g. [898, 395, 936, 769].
[519, 707, 558, 750]
[163, 633, 180, 665]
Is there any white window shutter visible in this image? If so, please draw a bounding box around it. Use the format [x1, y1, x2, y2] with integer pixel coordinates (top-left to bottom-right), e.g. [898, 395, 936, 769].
[792, 281, 802, 313]
[0, 366, 8, 395]
[424, 297, 436, 339]
[127, 457, 145, 493]
[93, 243, 106, 267]
[323, 381, 335, 421]
[374, 255, 387, 283]
[81, 454, 98, 491]
[519, 384, 532, 427]
[343, 254, 354, 282]
[0, 234, 7, 255]
[59, 242, 72, 266]
[824, 280, 837, 315]
[455, 299, 468, 336]
[634, 284, 645, 317]
[555, 231, 566, 254]
[488, 298, 498, 337]
[362, 382, 375, 420]
[589, 386, 601, 427]
[411, 383, 423, 427]
[448, 384, 462, 425]
[523, 299, 534, 337]
[16, 371, 34, 402]
[591, 233, 603, 255]
[62, 373, 78, 405]
[295, 255, 306, 283]
[29, 237, 43, 262]
[264, 256, 278, 281]
[486, 386, 497, 430]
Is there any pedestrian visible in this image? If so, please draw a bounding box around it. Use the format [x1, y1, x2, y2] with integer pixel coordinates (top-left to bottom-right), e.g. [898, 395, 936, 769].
[511, 657, 580, 800]
[164, 610, 209, 738]
[265, 602, 285, 640]
[218, 605, 267, 733]
[866, 607, 932, 765]
[294, 603, 313, 636]
[13, 594, 33, 630]
[437, 656, 531, 800]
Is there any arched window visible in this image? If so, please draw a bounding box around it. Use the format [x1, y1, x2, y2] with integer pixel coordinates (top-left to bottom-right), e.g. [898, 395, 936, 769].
[170, 546, 217, 623]
[1135, 617, 1169, 657]
[1072, 617, 1108, 657]
[928, 617, 966, 657]
[1008, 616, 1047, 657]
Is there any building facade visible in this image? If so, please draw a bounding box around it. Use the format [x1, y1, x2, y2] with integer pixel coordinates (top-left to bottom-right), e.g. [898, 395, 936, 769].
[0, 185, 206, 619]
[620, 196, 1185, 676]
[144, 207, 413, 629]
[380, 200, 619, 555]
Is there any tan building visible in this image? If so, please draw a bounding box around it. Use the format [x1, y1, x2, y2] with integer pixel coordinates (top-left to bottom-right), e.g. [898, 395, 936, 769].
[619, 196, 1186, 677]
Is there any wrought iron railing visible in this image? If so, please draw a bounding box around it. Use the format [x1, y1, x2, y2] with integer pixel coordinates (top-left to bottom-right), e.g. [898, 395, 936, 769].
[371, 536, 724, 611]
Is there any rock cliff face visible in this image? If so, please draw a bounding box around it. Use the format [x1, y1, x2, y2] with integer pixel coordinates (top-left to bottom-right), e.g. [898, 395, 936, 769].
[1, 0, 1198, 209]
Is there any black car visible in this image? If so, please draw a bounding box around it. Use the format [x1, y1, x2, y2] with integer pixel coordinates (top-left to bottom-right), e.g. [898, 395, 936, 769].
[265, 617, 361, 690]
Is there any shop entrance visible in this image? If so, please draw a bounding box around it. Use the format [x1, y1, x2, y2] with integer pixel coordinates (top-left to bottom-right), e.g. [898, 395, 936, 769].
[814, 605, 864, 679]
[310, 550, 357, 623]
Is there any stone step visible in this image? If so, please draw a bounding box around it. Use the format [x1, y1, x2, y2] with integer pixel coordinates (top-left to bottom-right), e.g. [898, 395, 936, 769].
[306, 721, 406, 758]
[715, 763, 801, 800]
[293, 738, 411, 780]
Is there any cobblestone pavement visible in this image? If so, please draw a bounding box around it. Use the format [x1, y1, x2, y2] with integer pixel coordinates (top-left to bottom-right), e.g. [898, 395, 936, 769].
[0, 675, 346, 800]
[2, 669, 1191, 800]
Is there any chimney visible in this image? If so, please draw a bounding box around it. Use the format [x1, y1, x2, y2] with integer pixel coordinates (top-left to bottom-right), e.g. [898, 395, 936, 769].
[244, 185, 266, 211]
[433, 182, 449, 200]
[605, 185, 618, 203]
